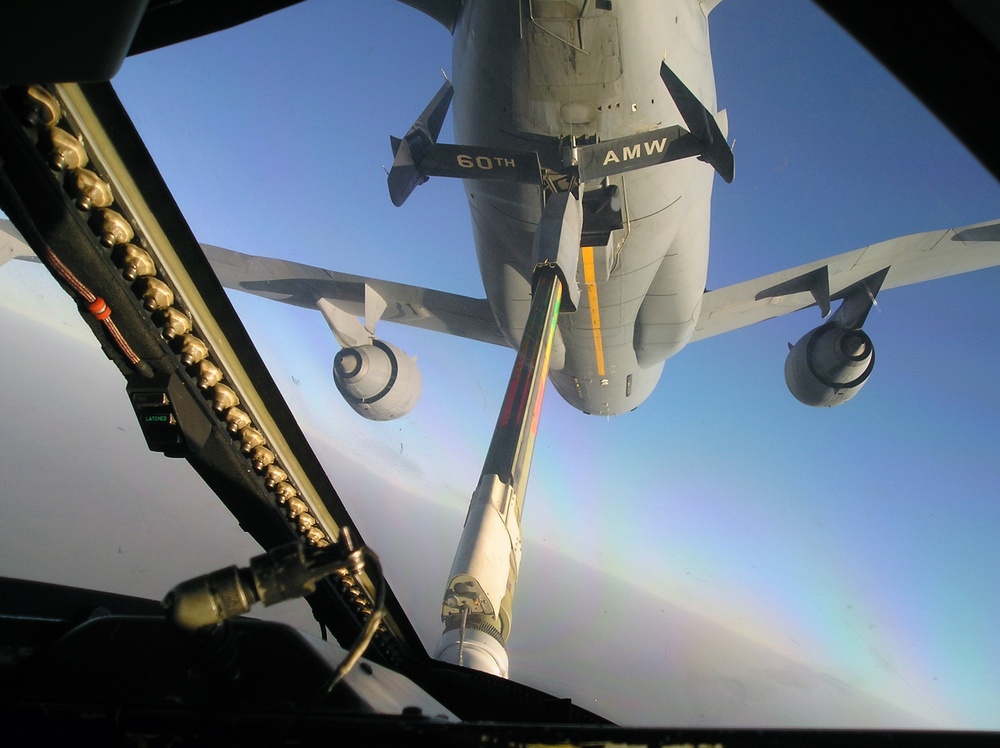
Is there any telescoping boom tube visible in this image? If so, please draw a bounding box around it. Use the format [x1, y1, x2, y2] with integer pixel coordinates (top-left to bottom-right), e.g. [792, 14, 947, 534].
[433, 192, 582, 678]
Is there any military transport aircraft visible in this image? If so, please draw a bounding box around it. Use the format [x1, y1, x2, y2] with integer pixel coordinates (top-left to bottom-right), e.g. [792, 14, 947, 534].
[195, 1, 1000, 422]
[5, 2, 1000, 424]
[6, 0, 1000, 680]
[186, 0, 1000, 675]
[2, 0, 1000, 742]
[183, 0, 1000, 680]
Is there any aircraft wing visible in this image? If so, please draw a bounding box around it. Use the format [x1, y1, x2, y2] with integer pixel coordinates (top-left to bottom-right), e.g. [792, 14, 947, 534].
[0, 219, 37, 268]
[691, 219, 1000, 341]
[202, 243, 509, 347]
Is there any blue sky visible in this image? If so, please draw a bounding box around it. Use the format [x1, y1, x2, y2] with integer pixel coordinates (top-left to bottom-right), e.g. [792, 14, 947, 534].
[3, 0, 999, 729]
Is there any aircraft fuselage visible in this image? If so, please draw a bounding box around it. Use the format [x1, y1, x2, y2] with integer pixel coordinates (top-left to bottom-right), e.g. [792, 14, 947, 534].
[451, 0, 720, 415]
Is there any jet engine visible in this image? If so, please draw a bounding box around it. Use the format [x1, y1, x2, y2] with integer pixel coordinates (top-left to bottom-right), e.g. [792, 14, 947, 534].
[332, 340, 422, 420]
[784, 324, 874, 407]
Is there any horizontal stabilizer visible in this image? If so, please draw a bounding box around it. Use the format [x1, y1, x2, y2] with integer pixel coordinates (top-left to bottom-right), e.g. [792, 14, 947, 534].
[659, 61, 734, 183]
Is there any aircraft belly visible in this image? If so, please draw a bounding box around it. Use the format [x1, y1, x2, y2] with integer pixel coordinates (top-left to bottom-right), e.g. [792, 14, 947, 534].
[632, 168, 713, 367]
[451, 0, 719, 415]
[465, 145, 712, 415]
[466, 182, 539, 329]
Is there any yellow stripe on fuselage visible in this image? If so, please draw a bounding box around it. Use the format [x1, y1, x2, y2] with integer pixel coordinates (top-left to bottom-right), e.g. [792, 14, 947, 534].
[580, 246, 606, 377]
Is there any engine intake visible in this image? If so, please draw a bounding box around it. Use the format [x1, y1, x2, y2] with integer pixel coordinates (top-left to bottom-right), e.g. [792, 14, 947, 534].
[333, 340, 422, 420]
[784, 324, 874, 407]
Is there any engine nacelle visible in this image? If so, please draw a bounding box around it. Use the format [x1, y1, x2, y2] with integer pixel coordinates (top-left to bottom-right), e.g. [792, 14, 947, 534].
[333, 340, 422, 421]
[784, 325, 875, 407]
